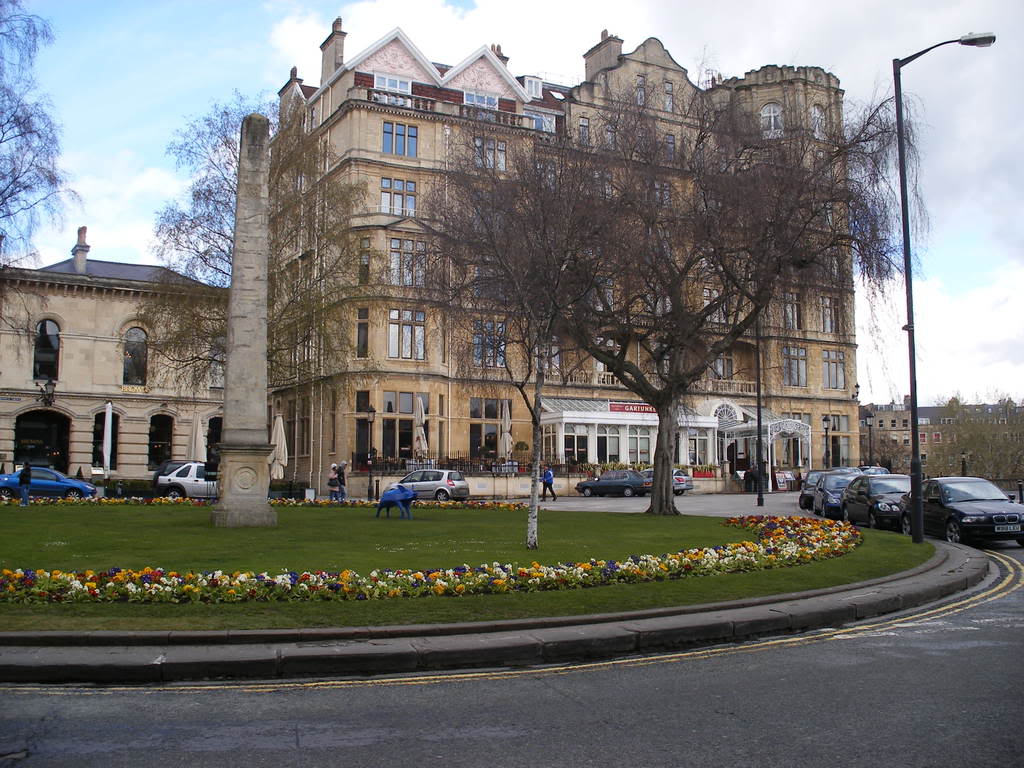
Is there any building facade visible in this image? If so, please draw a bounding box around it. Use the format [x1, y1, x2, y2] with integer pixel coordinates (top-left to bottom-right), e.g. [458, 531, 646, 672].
[269, 21, 862, 491]
[0, 228, 223, 482]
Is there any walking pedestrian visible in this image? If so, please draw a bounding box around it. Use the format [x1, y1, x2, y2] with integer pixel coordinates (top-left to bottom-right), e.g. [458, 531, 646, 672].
[327, 463, 340, 502]
[541, 465, 557, 501]
[18, 463, 32, 507]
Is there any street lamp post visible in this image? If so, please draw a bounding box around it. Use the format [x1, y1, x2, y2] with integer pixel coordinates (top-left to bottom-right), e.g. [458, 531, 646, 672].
[366, 405, 376, 500]
[822, 414, 831, 469]
[894, 32, 995, 544]
[961, 451, 968, 477]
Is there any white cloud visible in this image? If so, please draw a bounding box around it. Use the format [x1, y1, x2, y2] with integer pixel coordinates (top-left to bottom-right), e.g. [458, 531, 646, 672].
[857, 265, 1024, 406]
[32, 150, 186, 268]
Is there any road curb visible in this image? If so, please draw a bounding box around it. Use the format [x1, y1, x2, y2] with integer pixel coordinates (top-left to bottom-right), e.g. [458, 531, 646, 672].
[0, 542, 993, 683]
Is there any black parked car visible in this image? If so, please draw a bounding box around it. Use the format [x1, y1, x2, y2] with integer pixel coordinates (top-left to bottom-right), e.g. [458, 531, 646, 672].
[899, 477, 1023, 546]
[798, 470, 826, 510]
[575, 470, 652, 497]
[840, 473, 910, 529]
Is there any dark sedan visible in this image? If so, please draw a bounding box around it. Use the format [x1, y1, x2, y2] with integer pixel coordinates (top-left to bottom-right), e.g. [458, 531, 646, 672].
[575, 469, 652, 497]
[798, 470, 826, 510]
[813, 471, 857, 519]
[840, 473, 910, 529]
[0, 466, 97, 500]
[899, 477, 1023, 546]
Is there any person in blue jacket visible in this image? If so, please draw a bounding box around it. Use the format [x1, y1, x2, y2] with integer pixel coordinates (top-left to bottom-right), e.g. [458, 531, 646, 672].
[376, 484, 415, 519]
[541, 465, 556, 501]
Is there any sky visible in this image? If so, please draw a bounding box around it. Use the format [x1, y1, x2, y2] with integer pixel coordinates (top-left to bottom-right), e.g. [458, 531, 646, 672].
[23, 0, 1024, 407]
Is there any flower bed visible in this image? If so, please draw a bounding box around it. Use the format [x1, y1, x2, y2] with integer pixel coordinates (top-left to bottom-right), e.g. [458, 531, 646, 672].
[0, 516, 860, 604]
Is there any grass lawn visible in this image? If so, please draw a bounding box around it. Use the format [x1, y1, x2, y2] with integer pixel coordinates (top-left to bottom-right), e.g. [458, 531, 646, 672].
[0, 503, 933, 631]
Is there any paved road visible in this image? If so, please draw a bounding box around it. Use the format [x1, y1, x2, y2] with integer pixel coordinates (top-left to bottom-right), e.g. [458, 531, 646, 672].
[527, 488, 805, 516]
[2, 543, 1020, 767]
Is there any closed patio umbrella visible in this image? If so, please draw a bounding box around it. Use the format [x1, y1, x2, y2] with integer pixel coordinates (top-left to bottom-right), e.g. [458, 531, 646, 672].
[413, 396, 428, 458]
[268, 414, 288, 480]
[102, 401, 113, 478]
[499, 400, 513, 461]
[188, 413, 207, 462]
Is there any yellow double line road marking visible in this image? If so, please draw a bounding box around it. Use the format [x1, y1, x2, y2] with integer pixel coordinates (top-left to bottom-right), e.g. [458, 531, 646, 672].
[7, 550, 1021, 696]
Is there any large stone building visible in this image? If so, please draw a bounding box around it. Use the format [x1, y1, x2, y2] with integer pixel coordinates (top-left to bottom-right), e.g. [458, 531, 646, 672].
[0, 228, 223, 481]
[270, 21, 862, 489]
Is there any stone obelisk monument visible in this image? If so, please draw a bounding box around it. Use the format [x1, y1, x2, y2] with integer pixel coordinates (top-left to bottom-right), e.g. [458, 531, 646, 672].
[211, 113, 277, 527]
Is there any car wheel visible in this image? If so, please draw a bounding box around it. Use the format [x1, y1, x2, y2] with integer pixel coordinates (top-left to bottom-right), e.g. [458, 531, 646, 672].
[0, 487, 13, 500]
[64, 489, 83, 500]
[901, 514, 912, 536]
[434, 489, 450, 502]
[582, 487, 593, 497]
[674, 489, 683, 496]
[868, 511, 878, 529]
[166, 487, 185, 500]
[944, 519, 962, 544]
[1017, 538, 1024, 548]
[623, 487, 635, 498]
[841, 504, 850, 523]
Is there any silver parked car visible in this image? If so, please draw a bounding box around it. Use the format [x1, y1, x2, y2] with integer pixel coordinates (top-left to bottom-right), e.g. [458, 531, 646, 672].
[639, 468, 695, 495]
[155, 461, 217, 499]
[385, 469, 470, 501]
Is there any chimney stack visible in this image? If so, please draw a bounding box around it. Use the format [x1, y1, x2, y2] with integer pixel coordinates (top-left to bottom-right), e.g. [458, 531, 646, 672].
[72, 226, 90, 274]
[583, 29, 623, 82]
[491, 43, 509, 67]
[320, 17, 346, 85]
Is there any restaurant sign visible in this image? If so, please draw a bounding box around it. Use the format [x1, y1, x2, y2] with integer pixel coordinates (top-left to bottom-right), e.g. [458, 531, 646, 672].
[609, 401, 657, 414]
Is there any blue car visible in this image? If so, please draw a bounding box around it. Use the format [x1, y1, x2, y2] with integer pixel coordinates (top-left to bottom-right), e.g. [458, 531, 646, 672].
[812, 471, 857, 519]
[0, 466, 97, 500]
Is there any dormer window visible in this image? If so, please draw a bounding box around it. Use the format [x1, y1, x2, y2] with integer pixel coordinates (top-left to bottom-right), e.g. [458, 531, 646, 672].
[375, 74, 411, 93]
[524, 77, 542, 99]
[464, 90, 499, 109]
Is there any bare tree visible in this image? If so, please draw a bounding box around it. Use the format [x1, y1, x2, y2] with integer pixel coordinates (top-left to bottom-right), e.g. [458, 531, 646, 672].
[434, 83, 906, 515]
[425, 126, 613, 548]
[138, 94, 362, 394]
[0, 0, 73, 267]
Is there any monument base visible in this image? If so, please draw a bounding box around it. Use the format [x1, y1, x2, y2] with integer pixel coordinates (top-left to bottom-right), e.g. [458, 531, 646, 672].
[211, 443, 277, 527]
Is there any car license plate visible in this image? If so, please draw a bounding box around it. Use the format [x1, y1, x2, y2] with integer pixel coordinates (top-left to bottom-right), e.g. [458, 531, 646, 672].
[995, 524, 1021, 533]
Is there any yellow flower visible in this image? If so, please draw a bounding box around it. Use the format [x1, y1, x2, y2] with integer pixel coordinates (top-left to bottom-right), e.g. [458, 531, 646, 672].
[84, 581, 96, 589]
[455, 584, 465, 594]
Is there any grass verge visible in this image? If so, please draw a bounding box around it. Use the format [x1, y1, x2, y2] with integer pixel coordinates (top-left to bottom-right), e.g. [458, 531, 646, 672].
[0, 503, 933, 631]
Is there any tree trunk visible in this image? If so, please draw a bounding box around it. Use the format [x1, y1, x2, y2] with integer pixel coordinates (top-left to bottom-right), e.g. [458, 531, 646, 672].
[526, 368, 545, 549]
[646, 401, 680, 515]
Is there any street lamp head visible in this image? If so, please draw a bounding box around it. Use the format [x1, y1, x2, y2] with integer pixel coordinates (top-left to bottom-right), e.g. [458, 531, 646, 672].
[821, 414, 830, 430]
[852, 383, 861, 400]
[959, 32, 996, 47]
[367, 404, 376, 424]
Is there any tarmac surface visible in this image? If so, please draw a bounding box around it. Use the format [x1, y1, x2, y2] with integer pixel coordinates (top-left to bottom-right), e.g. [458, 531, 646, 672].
[0, 491, 994, 684]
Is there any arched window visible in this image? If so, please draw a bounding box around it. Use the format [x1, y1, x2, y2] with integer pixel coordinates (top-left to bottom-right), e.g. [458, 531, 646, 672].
[33, 319, 60, 380]
[123, 327, 148, 385]
[811, 104, 826, 139]
[760, 102, 783, 138]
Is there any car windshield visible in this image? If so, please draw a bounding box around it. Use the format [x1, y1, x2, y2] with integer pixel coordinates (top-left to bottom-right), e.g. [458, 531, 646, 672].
[822, 475, 852, 490]
[870, 477, 910, 494]
[942, 479, 1008, 503]
[804, 472, 822, 486]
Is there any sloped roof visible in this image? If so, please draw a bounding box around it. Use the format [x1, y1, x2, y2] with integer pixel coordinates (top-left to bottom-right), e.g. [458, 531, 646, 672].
[39, 258, 196, 284]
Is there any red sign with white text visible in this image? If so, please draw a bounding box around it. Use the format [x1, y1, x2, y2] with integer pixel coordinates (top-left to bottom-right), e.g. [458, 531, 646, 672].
[609, 402, 657, 414]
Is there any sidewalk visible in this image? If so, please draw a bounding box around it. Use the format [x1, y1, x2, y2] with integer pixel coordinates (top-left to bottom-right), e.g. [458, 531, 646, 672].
[0, 542, 990, 684]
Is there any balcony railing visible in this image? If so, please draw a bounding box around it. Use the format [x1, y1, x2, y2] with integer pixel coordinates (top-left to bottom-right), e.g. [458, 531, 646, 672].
[376, 204, 417, 217]
[368, 88, 437, 112]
